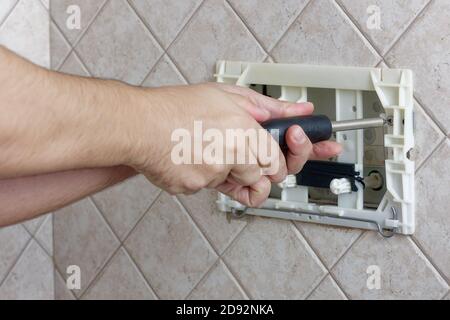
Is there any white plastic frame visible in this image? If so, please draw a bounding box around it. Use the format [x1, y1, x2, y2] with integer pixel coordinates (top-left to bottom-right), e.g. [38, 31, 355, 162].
[215, 61, 415, 235]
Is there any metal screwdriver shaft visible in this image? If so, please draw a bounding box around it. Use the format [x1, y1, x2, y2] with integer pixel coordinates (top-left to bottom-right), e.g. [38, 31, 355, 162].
[331, 117, 387, 132]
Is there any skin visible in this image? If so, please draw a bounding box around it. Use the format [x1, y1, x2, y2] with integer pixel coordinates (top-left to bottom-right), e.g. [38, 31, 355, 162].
[0, 45, 341, 227]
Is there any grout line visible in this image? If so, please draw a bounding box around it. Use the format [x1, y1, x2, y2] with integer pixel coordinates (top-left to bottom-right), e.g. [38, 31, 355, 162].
[332, 0, 382, 63]
[125, 0, 167, 52]
[176, 196, 253, 299]
[411, 94, 449, 137]
[25, 215, 53, 258]
[330, 4, 450, 298]
[442, 289, 450, 300]
[415, 136, 446, 173]
[0, 235, 34, 289]
[53, 265, 77, 300]
[77, 243, 122, 300]
[414, 98, 447, 139]
[303, 273, 328, 300]
[71, 191, 161, 299]
[184, 258, 220, 300]
[267, 0, 313, 56]
[121, 247, 160, 299]
[65, 197, 123, 299]
[126, 0, 204, 85]
[338, 0, 450, 139]
[328, 231, 365, 272]
[171, 196, 225, 293]
[382, 0, 433, 58]
[115, 191, 163, 298]
[22, 215, 47, 236]
[292, 221, 351, 299]
[0, 0, 20, 29]
[215, 215, 255, 300]
[176, 195, 248, 255]
[224, 0, 270, 57]
[82, 191, 162, 299]
[53, 0, 109, 71]
[119, 190, 163, 244]
[409, 235, 450, 287]
[49, 18, 72, 70]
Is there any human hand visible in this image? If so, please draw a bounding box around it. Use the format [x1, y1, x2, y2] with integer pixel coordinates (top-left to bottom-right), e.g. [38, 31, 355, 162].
[126, 83, 341, 207]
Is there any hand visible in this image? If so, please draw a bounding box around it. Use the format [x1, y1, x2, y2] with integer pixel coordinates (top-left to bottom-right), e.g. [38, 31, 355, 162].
[126, 83, 341, 207]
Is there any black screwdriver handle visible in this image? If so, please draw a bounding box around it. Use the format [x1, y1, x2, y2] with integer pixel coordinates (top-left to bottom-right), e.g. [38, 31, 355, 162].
[261, 115, 332, 149]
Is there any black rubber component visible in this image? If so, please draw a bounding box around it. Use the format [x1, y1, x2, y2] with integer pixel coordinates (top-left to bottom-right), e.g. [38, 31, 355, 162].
[296, 160, 361, 192]
[261, 115, 332, 149]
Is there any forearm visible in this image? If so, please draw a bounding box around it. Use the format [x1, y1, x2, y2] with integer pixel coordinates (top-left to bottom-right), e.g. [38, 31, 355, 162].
[0, 166, 137, 226]
[0, 45, 141, 178]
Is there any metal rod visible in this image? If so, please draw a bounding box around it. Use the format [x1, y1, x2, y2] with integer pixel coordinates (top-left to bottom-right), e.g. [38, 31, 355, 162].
[331, 117, 386, 132]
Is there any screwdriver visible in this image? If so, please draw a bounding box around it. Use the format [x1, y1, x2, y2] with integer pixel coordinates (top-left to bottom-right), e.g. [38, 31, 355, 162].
[261, 115, 388, 149]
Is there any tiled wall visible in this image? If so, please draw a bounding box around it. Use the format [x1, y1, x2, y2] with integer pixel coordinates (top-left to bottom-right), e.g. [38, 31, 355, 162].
[49, 0, 450, 299]
[0, 0, 53, 299]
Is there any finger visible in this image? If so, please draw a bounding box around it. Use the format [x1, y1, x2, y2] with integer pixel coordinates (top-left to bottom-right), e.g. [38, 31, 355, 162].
[285, 125, 313, 174]
[218, 83, 314, 120]
[248, 127, 287, 183]
[226, 92, 270, 122]
[229, 163, 262, 186]
[310, 141, 343, 160]
[252, 94, 314, 119]
[216, 176, 271, 207]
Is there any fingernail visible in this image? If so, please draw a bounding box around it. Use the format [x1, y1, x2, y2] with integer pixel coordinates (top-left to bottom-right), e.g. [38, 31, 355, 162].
[294, 126, 306, 144]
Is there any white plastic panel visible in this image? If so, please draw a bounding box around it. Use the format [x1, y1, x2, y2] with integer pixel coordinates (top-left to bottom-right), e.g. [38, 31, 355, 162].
[215, 61, 415, 235]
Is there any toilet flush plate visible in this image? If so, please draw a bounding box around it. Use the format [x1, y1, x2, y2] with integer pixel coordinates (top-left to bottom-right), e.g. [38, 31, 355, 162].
[215, 61, 415, 236]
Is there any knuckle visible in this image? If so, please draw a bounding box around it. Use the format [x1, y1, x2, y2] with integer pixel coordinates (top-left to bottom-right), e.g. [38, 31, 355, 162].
[182, 176, 207, 192]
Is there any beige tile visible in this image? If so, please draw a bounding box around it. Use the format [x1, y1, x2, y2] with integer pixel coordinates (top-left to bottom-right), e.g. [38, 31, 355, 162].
[0, 240, 54, 300]
[307, 275, 347, 300]
[272, 0, 379, 66]
[169, 0, 266, 83]
[414, 140, 450, 280]
[125, 193, 217, 299]
[332, 233, 449, 299]
[0, 0, 17, 26]
[51, 0, 106, 45]
[40, 0, 49, 10]
[337, 0, 429, 54]
[54, 269, 76, 300]
[22, 213, 48, 235]
[58, 51, 90, 76]
[295, 222, 361, 268]
[228, 0, 308, 50]
[92, 175, 160, 240]
[385, 0, 450, 134]
[223, 217, 326, 299]
[0, 0, 49, 67]
[188, 260, 246, 300]
[83, 248, 156, 300]
[412, 102, 445, 167]
[50, 21, 71, 69]
[178, 189, 248, 254]
[75, 0, 163, 85]
[0, 224, 30, 283]
[130, 0, 202, 48]
[35, 214, 53, 255]
[54, 198, 120, 297]
[142, 55, 187, 87]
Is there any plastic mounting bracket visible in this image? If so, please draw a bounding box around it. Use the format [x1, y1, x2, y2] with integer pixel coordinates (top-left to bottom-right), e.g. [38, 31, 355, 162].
[215, 61, 415, 236]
